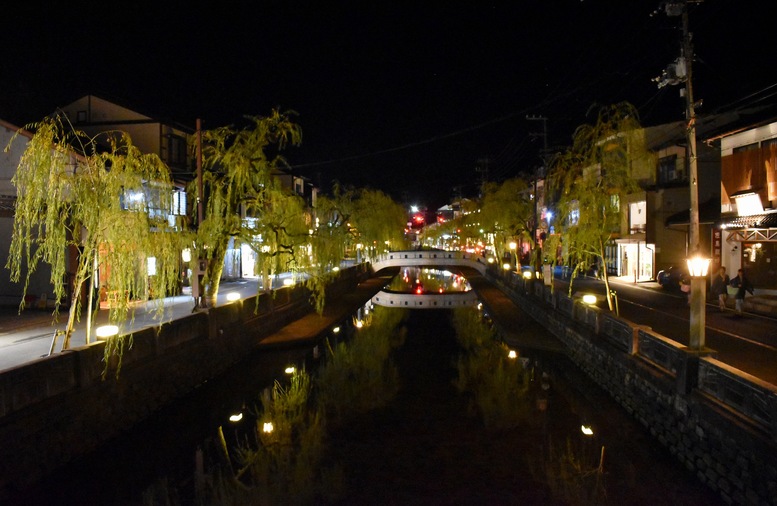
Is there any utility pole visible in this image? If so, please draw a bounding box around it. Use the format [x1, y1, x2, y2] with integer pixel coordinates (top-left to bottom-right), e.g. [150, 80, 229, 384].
[194, 118, 205, 309]
[656, 0, 708, 350]
[527, 115, 549, 276]
[475, 158, 490, 196]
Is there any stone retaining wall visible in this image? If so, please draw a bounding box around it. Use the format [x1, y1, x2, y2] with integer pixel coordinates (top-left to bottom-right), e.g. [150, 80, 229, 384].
[487, 270, 777, 505]
[0, 266, 367, 500]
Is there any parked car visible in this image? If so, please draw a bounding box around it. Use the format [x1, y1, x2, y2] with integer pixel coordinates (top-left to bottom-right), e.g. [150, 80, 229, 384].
[656, 266, 687, 290]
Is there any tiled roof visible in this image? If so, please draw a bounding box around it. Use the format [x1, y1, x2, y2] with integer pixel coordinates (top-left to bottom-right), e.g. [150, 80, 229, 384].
[721, 212, 777, 229]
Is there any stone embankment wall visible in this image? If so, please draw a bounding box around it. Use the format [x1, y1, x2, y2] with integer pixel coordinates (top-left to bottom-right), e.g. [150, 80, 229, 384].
[486, 270, 777, 506]
[0, 266, 368, 500]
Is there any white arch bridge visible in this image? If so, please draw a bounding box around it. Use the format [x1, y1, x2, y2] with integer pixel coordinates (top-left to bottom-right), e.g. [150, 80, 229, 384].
[368, 250, 487, 309]
[369, 250, 487, 275]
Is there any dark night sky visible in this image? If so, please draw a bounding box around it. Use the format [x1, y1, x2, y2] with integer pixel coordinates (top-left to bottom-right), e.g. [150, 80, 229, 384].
[1, 0, 771, 210]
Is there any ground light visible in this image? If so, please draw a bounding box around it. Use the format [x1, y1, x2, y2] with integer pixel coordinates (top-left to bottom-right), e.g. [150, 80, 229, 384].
[522, 271, 532, 280]
[95, 325, 119, 340]
[226, 292, 241, 302]
[262, 422, 274, 434]
[582, 294, 597, 305]
[508, 350, 517, 359]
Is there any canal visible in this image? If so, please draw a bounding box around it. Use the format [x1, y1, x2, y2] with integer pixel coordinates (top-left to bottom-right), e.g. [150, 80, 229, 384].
[13, 272, 722, 505]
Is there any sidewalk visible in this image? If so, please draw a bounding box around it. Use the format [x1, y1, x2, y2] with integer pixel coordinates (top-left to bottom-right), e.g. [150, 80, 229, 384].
[0, 270, 389, 373]
[0, 278, 264, 372]
[608, 275, 777, 317]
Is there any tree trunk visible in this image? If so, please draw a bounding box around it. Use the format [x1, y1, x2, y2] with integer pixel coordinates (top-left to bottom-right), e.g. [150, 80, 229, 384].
[205, 240, 228, 304]
[62, 277, 85, 350]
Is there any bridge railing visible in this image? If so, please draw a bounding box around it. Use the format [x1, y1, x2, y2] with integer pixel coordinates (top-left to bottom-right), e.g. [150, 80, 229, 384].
[370, 250, 487, 274]
[371, 290, 478, 309]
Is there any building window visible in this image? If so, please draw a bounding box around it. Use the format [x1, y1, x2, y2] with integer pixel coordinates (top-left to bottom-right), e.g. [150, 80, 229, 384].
[166, 135, 186, 166]
[733, 142, 759, 154]
[762, 138, 777, 149]
[742, 241, 777, 288]
[171, 189, 187, 216]
[629, 200, 646, 234]
[658, 154, 679, 185]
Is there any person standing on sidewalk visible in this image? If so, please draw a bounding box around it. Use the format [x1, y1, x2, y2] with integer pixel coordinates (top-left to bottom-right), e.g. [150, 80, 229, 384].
[710, 266, 730, 311]
[730, 268, 754, 316]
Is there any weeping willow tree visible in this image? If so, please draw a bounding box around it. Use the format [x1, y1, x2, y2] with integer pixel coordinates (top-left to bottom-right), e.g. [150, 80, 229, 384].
[478, 177, 535, 265]
[546, 103, 650, 312]
[6, 115, 185, 360]
[195, 110, 305, 305]
[306, 185, 406, 311]
[313, 185, 407, 263]
[349, 187, 408, 258]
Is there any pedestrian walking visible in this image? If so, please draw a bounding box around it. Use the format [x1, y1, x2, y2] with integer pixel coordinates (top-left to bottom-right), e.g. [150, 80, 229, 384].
[710, 266, 730, 311]
[729, 268, 754, 316]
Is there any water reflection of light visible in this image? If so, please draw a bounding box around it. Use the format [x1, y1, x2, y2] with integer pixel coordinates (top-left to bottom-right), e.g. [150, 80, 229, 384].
[581, 425, 594, 436]
[388, 267, 472, 294]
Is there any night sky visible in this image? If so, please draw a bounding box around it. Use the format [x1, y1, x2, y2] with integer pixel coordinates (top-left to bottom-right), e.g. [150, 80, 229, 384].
[1, 0, 770, 210]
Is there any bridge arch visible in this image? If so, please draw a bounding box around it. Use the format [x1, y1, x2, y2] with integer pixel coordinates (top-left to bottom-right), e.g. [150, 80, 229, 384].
[371, 290, 478, 309]
[370, 250, 487, 275]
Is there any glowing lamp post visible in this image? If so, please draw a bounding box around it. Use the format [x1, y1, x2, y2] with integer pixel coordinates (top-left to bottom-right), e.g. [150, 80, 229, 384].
[686, 255, 711, 350]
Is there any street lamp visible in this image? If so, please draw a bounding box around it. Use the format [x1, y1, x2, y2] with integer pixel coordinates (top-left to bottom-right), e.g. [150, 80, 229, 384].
[687, 254, 711, 349]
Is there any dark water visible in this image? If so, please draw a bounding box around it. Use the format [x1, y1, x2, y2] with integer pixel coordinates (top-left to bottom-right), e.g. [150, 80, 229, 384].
[13, 307, 721, 505]
[326, 309, 720, 505]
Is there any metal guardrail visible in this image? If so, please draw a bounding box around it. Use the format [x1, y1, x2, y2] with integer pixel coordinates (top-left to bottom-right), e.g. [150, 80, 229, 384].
[698, 357, 777, 435]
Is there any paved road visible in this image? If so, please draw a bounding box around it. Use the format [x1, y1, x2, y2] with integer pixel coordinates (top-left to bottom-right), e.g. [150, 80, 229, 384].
[555, 276, 777, 386]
